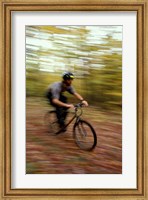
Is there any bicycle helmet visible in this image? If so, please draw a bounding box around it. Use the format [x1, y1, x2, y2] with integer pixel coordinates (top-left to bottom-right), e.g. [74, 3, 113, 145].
[63, 72, 74, 80]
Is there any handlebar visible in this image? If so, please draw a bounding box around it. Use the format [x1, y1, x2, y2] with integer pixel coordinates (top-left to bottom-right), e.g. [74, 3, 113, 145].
[74, 103, 84, 116]
[74, 102, 84, 108]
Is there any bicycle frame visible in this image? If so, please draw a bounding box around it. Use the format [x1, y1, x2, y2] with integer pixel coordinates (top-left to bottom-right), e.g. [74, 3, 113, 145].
[45, 103, 97, 150]
[61, 104, 83, 130]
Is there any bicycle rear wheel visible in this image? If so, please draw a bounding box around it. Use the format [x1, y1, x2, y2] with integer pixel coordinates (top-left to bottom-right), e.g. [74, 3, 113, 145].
[44, 110, 61, 134]
[73, 120, 97, 151]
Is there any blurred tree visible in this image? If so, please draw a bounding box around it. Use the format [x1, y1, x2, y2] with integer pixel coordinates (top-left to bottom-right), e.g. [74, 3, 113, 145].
[85, 35, 122, 110]
[26, 26, 122, 111]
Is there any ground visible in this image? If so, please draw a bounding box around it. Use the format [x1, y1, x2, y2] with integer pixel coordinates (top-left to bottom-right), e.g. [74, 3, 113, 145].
[26, 97, 122, 174]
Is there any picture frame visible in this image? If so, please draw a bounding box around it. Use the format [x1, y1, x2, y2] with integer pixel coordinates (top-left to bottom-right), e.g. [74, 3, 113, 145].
[0, 0, 147, 199]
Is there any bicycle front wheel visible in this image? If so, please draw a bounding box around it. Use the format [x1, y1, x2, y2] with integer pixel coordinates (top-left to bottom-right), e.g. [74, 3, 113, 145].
[73, 120, 97, 151]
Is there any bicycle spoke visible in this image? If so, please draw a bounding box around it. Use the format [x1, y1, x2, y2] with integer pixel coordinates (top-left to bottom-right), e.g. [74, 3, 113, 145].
[73, 120, 97, 151]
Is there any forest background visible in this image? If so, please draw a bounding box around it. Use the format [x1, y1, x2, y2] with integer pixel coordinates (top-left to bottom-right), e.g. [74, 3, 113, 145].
[26, 25, 122, 174]
[26, 25, 122, 112]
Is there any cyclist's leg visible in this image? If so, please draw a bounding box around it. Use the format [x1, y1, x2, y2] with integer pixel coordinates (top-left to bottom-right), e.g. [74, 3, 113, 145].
[56, 107, 65, 127]
[59, 94, 68, 121]
[46, 92, 68, 127]
[54, 94, 68, 127]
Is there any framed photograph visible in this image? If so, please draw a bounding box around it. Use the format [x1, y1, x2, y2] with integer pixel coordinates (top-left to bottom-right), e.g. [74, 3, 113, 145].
[0, 0, 147, 199]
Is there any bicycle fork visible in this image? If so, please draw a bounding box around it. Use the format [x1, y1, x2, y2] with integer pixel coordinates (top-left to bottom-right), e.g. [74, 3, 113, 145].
[74, 118, 87, 138]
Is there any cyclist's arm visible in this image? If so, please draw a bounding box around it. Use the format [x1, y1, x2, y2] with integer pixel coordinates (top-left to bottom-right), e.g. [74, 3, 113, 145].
[73, 92, 84, 101]
[52, 98, 73, 108]
[73, 92, 88, 106]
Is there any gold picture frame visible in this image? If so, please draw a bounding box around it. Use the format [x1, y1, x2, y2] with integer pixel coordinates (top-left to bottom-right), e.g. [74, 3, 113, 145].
[0, 0, 147, 199]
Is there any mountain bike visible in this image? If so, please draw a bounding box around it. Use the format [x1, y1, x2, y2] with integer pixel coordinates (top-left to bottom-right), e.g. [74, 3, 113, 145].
[44, 103, 97, 151]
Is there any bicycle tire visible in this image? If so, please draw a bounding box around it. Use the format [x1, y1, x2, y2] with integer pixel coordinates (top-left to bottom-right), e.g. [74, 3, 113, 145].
[73, 120, 97, 151]
[44, 110, 61, 134]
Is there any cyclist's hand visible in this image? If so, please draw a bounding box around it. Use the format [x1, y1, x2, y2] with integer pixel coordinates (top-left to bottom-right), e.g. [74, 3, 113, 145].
[66, 104, 75, 109]
[82, 100, 88, 106]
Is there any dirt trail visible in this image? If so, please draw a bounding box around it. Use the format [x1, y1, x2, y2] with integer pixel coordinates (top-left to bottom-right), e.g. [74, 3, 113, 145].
[26, 98, 122, 174]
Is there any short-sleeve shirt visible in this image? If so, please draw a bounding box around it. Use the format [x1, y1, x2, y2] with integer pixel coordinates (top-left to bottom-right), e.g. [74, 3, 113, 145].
[47, 82, 75, 99]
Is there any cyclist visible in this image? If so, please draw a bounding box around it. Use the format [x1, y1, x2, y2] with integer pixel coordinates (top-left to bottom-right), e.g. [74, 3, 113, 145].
[46, 72, 88, 129]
